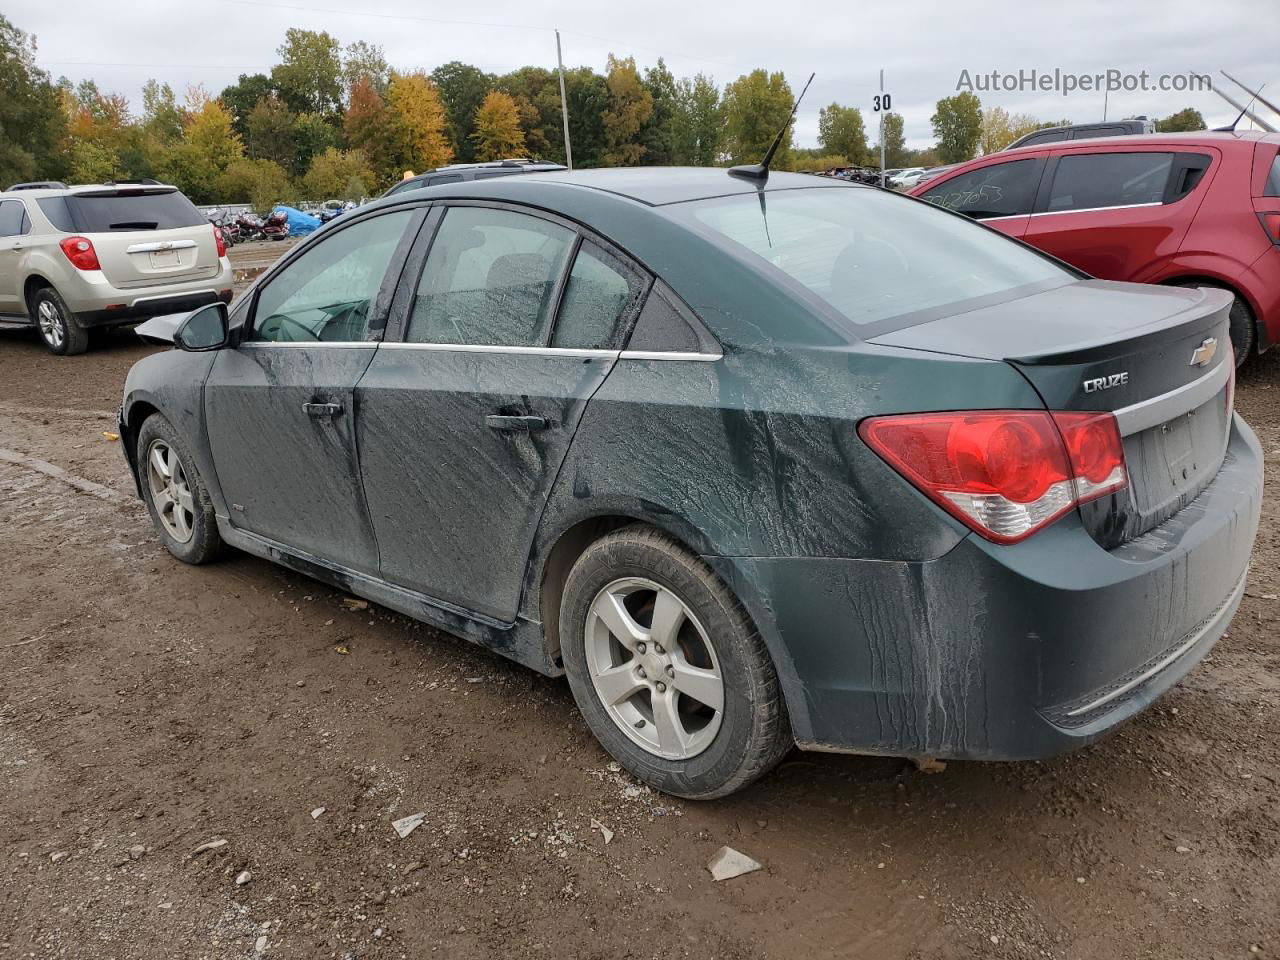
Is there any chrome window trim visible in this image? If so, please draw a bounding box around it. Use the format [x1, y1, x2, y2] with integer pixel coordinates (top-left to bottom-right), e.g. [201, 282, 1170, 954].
[380, 342, 618, 359]
[1112, 357, 1230, 437]
[239, 340, 374, 349]
[619, 350, 722, 362]
[126, 239, 199, 254]
[1030, 201, 1162, 218]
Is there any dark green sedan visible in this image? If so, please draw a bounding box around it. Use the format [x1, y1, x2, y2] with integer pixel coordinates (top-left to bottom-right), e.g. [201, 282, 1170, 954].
[118, 168, 1262, 798]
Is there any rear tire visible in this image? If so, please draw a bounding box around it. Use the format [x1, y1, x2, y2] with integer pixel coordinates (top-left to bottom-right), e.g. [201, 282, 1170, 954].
[31, 287, 89, 356]
[559, 525, 791, 799]
[136, 414, 224, 565]
[1172, 281, 1255, 368]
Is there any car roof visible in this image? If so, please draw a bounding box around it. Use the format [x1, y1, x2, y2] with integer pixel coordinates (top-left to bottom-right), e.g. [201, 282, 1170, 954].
[487, 166, 853, 206]
[0, 182, 181, 200]
[998, 129, 1280, 157]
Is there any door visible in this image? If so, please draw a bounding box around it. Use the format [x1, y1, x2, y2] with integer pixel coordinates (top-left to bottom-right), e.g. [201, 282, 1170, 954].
[1024, 150, 1191, 280]
[0, 200, 31, 314]
[356, 204, 647, 622]
[916, 157, 1046, 239]
[204, 208, 418, 574]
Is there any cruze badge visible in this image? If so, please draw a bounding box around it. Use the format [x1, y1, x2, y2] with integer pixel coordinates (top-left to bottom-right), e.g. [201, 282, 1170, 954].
[1083, 372, 1129, 393]
[1190, 337, 1218, 367]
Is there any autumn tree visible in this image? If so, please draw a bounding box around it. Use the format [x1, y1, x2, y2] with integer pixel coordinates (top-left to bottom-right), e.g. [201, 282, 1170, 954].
[817, 103, 867, 165]
[245, 94, 296, 170]
[471, 91, 525, 161]
[158, 96, 243, 202]
[931, 92, 983, 164]
[1156, 107, 1205, 132]
[386, 70, 452, 174]
[345, 75, 397, 183]
[216, 157, 293, 208]
[341, 40, 389, 98]
[602, 55, 653, 166]
[722, 69, 794, 166]
[979, 106, 1044, 153]
[302, 147, 374, 199]
[872, 112, 908, 169]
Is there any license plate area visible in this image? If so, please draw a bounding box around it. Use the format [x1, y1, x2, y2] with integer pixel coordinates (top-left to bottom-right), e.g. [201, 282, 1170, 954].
[1122, 390, 1230, 524]
[149, 249, 180, 268]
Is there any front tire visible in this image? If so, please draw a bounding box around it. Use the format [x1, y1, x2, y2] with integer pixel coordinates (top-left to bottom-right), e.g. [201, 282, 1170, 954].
[31, 287, 89, 356]
[136, 414, 223, 564]
[560, 526, 791, 799]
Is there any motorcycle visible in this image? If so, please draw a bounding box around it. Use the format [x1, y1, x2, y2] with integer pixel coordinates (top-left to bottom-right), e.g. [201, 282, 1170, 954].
[262, 210, 290, 242]
[206, 208, 237, 247]
[236, 211, 266, 242]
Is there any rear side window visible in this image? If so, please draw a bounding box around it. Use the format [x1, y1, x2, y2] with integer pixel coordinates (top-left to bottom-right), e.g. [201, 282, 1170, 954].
[0, 200, 28, 237]
[64, 190, 205, 232]
[921, 158, 1043, 218]
[1046, 152, 1174, 212]
[1266, 153, 1280, 197]
[550, 241, 644, 349]
[37, 196, 75, 231]
[408, 206, 574, 346]
[429, 174, 463, 187]
[626, 282, 718, 354]
[1016, 130, 1067, 147]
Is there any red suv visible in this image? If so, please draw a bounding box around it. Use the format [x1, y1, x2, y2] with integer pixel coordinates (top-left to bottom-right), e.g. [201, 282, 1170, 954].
[911, 132, 1280, 365]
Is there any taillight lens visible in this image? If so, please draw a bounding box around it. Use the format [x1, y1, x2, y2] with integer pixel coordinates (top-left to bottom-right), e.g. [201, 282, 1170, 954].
[58, 236, 100, 271]
[213, 225, 227, 258]
[859, 410, 1128, 544]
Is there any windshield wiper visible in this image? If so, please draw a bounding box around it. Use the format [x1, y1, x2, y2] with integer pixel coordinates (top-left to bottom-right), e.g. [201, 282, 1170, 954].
[109, 221, 159, 230]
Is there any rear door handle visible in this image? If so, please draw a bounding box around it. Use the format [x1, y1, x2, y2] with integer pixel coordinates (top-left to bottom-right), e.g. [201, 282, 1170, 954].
[485, 414, 551, 432]
[302, 401, 343, 418]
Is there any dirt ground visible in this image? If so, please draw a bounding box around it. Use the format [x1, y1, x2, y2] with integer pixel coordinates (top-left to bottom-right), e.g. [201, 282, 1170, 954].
[2, 240, 1278, 959]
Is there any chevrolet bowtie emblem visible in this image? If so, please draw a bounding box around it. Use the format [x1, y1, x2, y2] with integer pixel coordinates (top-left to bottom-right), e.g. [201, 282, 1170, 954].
[1190, 337, 1218, 367]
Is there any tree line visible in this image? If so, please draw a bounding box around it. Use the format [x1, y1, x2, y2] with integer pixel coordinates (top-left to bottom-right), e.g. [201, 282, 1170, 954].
[1, 15, 1210, 207]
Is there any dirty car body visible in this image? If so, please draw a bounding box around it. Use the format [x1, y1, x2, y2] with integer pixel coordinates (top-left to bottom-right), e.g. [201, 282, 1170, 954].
[118, 168, 1262, 788]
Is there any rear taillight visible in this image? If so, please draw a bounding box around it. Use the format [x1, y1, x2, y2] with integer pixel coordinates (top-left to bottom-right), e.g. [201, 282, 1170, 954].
[859, 410, 1128, 544]
[1258, 212, 1280, 246]
[58, 236, 100, 271]
[213, 225, 227, 258]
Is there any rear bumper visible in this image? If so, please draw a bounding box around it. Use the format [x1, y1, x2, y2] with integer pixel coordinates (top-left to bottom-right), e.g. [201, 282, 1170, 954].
[58, 259, 234, 327]
[710, 413, 1263, 760]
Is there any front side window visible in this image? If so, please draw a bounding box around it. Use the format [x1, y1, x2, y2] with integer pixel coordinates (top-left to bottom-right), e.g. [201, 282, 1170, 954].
[921, 158, 1042, 219]
[550, 241, 643, 349]
[677, 187, 1069, 330]
[251, 210, 412, 343]
[1046, 152, 1174, 213]
[407, 206, 573, 346]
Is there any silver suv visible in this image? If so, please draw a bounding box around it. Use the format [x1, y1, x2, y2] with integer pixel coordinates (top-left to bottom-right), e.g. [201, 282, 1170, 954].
[0, 180, 233, 355]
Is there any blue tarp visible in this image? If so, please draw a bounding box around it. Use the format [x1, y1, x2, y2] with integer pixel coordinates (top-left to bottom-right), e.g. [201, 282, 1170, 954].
[271, 205, 323, 237]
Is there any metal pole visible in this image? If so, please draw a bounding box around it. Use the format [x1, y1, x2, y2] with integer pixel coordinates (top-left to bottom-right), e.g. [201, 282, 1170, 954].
[879, 69, 886, 188]
[556, 30, 573, 170]
[1103, 86, 1108, 121]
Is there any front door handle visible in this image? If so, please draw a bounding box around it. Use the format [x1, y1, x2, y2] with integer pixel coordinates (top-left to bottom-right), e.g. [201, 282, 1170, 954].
[485, 414, 551, 432]
[302, 401, 343, 418]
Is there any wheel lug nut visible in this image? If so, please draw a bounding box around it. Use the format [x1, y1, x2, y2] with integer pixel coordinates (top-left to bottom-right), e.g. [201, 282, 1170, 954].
[665, 665, 675, 678]
[636, 642, 646, 654]
[636, 667, 646, 679]
[656, 682, 667, 693]
[653, 644, 664, 654]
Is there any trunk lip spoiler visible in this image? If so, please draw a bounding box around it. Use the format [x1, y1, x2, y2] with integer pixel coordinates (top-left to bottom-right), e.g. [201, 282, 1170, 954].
[1112, 355, 1231, 437]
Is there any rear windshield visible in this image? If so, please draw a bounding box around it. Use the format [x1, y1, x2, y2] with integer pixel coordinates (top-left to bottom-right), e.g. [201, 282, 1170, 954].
[675, 187, 1069, 329]
[63, 190, 204, 232]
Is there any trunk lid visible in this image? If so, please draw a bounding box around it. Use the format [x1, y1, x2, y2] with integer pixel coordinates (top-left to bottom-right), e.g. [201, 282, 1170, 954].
[64, 187, 221, 288]
[869, 280, 1235, 547]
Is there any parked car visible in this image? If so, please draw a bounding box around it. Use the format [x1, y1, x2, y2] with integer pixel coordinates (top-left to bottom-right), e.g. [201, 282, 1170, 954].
[911, 131, 1280, 366]
[118, 168, 1261, 798]
[912, 163, 958, 187]
[383, 159, 568, 197]
[1005, 117, 1156, 150]
[0, 180, 232, 355]
[888, 167, 925, 188]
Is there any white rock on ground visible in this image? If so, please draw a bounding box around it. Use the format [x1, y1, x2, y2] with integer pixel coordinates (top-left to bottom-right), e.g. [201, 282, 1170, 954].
[706, 846, 762, 881]
[391, 813, 426, 839]
[310, 807, 326, 820]
[236, 870, 252, 886]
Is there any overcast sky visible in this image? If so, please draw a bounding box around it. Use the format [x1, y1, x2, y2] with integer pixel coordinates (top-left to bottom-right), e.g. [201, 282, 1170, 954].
[9, 0, 1278, 150]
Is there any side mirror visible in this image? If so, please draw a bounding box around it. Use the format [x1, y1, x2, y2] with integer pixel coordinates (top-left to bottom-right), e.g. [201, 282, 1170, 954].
[174, 302, 229, 352]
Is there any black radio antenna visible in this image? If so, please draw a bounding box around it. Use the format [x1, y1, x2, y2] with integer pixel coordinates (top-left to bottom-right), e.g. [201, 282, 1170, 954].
[729, 72, 815, 181]
[1213, 81, 1271, 133]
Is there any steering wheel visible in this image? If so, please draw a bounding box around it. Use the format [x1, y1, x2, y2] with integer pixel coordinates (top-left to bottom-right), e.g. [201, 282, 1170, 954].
[259, 313, 321, 342]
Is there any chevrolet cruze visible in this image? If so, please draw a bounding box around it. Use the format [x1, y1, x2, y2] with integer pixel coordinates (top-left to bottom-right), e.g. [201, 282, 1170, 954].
[117, 168, 1262, 798]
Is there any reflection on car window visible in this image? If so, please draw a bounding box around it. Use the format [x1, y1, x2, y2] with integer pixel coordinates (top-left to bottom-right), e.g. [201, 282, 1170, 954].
[251, 211, 412, 343]
[921, 159, 1042, 218]
[1046, 152, 1174, 212]
[0, 200, 29, 237]
[550, 242, 639, 349]
[680, 188, 1068, 328]
[407, 206, 573, 346]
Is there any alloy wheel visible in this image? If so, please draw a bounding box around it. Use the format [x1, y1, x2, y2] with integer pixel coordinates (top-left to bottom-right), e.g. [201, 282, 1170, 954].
[37, 300, 65, 350]
[145, 439, 196, 543]
[585, 577, 725, 760]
